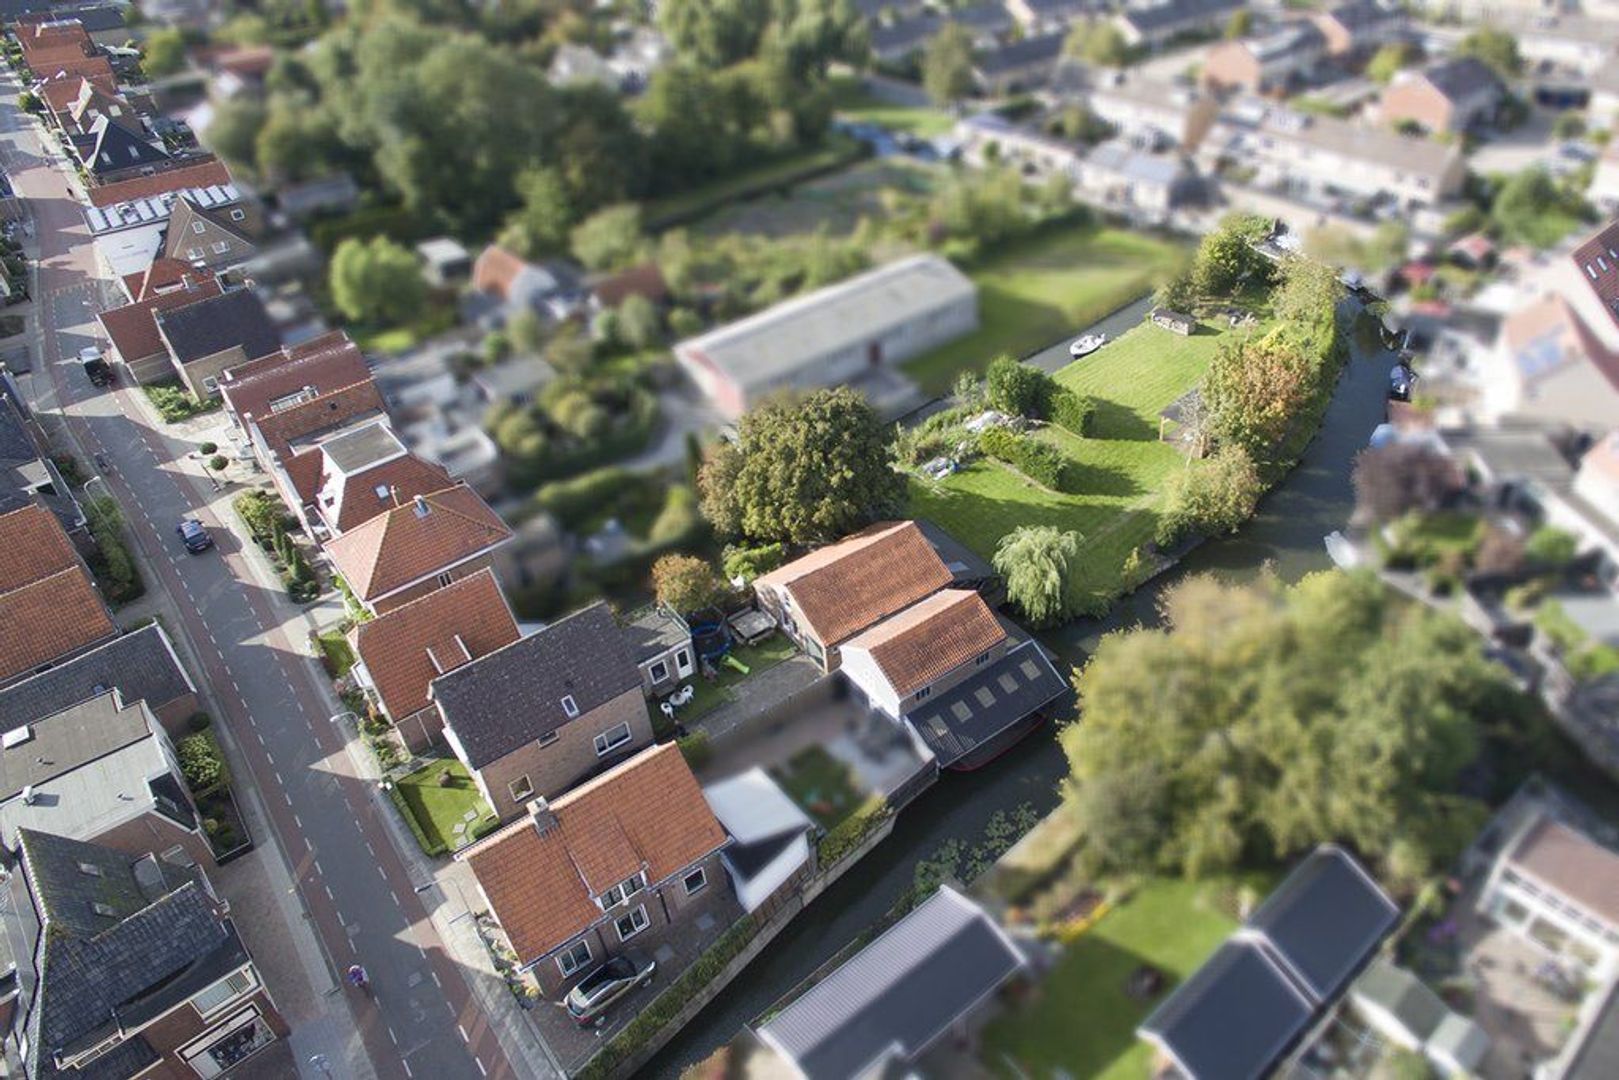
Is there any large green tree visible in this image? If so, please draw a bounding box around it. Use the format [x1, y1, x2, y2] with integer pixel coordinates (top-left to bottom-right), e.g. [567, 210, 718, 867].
[698, 387, 906, 543]
[1062, 571, 1496, 885]
[1064, 19, 1129, 68]
[141, 28, 188, 77]
[1457, 27, 1522, 79]
[1190, 212, 1273, 298]
[993, 526, 1080, 627]
[922, 22, 975, 108]
[329, 236, 426, 326]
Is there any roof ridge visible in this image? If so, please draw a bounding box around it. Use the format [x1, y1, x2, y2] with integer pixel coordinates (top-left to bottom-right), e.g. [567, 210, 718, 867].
[355, 566, 498, 633]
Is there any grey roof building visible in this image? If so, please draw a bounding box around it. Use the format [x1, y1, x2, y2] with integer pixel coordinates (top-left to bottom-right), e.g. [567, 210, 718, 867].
[0, 373, 83, 534]
[754, 885, 1025, 1079]
[973, 32, 1065, 92]
[154, 288, 280, 368]
[1139, 846, 1399, 1079]
[431, 602, 643, 769]
[870, 12, 941, 60]
[0, 623, 194, 734]
[78, 117, 168, 179]
[1116, 0, 1242, 47]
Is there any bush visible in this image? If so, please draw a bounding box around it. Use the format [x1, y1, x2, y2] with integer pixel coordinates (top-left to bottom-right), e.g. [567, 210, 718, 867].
[677, 730, 712, 770]
[722, 542, 785, 583]
[1526, 526, 1578, 568]
[528, 467, 634, 528]
[652, 553, 724, 615]
[234, 490, 293, 544]
[1049, 387, 1093, 437]
[387, 785, 447, 858]
[187, 712, 212, 733]
[199, 441, 218, 456]
[177, 733, 227, 794]
[1156, 444, 1263, 547]
[985, 355, 1054, 418]
[979, 427, 1069, 491]
[208, 454, 228, 471]
[818, 796, 892, 867]
[648, 484, 703, 546]
[144, 381, 216, 423]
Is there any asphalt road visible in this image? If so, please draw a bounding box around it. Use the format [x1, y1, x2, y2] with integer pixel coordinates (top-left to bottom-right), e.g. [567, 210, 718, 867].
[0, 78, 520, 1080]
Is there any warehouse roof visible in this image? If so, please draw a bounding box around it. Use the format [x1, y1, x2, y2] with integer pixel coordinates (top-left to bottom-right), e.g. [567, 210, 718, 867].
[674, 255, 975, 394]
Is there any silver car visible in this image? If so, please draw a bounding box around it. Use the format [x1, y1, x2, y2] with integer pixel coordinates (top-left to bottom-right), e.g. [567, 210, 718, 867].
[565, 954, 655, 1026]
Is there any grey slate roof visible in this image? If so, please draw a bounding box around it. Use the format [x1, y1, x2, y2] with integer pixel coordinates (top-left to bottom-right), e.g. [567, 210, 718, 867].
[756, 886, 1024, 1080]
[0, 625, 192, 732]
[621, 606, 691, 664]
[905, 640, 1068, 766]
[154, 287, 280, 366]
[431, 602, 643, 768]
[1120, 0, 1241, 36]
[1246, 846, 1399, 1002]
[81, 117, 169, 178]
[1140, 938, 1316, 1080]
[974, 32, 1064, 77]
[0, 377, 80, 531]
[871, 12, 940, 54]
[1420, 56, 1502, 102]
[321, 420, 405, 474]
[953, 2, 1013, 32]
[16, 829, 248, 1074]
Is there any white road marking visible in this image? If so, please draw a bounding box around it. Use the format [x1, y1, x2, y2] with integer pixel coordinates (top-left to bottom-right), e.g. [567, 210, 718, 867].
[387, 1027, 398, 1046]
[475, 1059, 487, 1077]
[325, 885, 333, 900]
[457, 1025, 469, 1044]
[402, 1060, 413, 1078]
[431, 972, 441, 988]
[376, 866, 387, 881]
[364, 840, 375, 856]
[292, 814, 302, 829]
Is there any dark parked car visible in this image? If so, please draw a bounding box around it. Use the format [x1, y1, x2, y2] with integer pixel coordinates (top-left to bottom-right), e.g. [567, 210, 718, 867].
[176, 518, 213, 553]
[565, 954, 655, 1026]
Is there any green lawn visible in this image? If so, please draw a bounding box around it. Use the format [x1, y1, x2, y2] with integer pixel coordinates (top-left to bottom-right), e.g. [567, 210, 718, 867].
[902, 226, 1189, 395]
[677, 633, 802, 723]
[769, 745, 864, 829]
[911, 320, 1230, 609]
[394, 759, 499, 854]
[983, 874, 1277, 1080]
[643, 138, 866, 227]
[830, 75, 957, 139]
[316, 630, 356, 679]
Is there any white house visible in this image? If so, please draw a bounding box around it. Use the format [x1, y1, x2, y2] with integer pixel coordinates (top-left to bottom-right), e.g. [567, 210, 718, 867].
[702, 768, 815, 913]
[1477, 811, 1619, 979]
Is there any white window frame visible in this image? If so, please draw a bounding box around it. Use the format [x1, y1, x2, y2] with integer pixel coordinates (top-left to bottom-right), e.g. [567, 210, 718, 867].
[600, 871, 645, 909]
[675, 648, 693, 675]
[593, 722, 632, 756]
[508, 775, 533, 802]
[202, 376, 220, 391]
[190, 968, 256, 1018]
[556, 939, 592, 976]
[210, 240, 230, 255]
[191, 220, 206, 234]
[614, 904, 649, 942]
[561, 694, 579, 719]
[537, 730, 558, 748]
[435, 571, 453, 587]
[185, 247, 201, 260]
[683, 868, 707, 896]
[649, 659, 669, 683]
[229, 208, 246, 221]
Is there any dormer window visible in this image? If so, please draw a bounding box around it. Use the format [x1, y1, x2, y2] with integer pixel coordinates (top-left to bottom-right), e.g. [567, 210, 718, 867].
[599, 871, 645, 909]
[192, 220, 206, 234]
[561, 695, 579, 719]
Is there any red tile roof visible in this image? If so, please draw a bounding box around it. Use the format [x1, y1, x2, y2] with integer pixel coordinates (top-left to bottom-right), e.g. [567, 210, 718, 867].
[1500, 294, 1619, 394]
[219, 332, 368, 424]
[38, 69, 115, 111]
[462, 744, 728, 964]
[590, 264, 668, 308]
[250, 380, 389, 505]
[472, 245, 528, 301]
[26, 52, 111, 86]
[1507, 816, 1619, 928]
[320, 452, 453, 535]
[0, 505, 115, 683]
[86, 158, 232, 208]
[96, 278, 222, 364]
[843, 589, 1007, 698]
[18, 22, 91, 53]
[756, 521, 954, 647]
[350, 569, 519, 723]
[323, 485, 512, 602]
[121, 258, 193, 302]
[1570, 219, 1619, 338]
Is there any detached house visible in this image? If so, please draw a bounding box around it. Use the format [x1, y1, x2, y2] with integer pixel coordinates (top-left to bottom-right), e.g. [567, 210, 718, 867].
[1310, 0, 1404, 59]
[322, 484, 513, 616]
[0, 829, 288, 1078]
[96, 275, 222, 384]
[460, 743, 737, 999]
[1115, 0, 1242, 50]
[245, 380, 391, 535]
[1477, 811, 1619, 980]
[152, 286, 280, 399]
[349, 568, 521, 751]
[0, 502, 116, 688]
[1482, 294, 1619, 430]
[430, 601, 653, 820]
[1379, 57, 1504, 135]
[1201, 23, 1327, 96]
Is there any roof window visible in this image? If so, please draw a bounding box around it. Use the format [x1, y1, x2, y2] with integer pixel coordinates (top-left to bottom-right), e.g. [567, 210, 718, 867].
[561, 695, 579, 719]
[1, 726, 31, 749]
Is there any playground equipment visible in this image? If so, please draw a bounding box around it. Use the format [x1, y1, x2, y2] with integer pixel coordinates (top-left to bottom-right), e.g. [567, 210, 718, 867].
[722, 654, 750, 676]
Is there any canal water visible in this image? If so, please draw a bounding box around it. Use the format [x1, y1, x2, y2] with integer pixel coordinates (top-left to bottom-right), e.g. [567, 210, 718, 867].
[643, 310, 1393, 1077]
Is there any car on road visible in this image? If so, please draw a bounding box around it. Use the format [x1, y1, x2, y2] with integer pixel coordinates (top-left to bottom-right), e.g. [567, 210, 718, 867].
[176, 518, 213, 553]
[565, 954, 655, 1026]
[79, 346, 113, 387]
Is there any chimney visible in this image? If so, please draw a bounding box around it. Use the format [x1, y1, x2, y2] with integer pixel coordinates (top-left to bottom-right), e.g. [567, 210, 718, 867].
[527, 797, 558, 835]
[412, 494, 429, 518]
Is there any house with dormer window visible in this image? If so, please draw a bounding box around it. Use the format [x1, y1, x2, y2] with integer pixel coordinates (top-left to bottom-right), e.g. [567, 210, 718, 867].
[429, 602, 654, 821]
[458, 743, 737, 999]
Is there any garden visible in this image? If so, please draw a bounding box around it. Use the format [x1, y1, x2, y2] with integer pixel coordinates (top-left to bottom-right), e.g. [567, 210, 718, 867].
[909, 318, 1235, 612]
[233, 490, 321, 603]
[176, 715, 251, 859]
[143, 380, 220, 423]
[768, 746, 865, 831]
[388, 757, 500, 857]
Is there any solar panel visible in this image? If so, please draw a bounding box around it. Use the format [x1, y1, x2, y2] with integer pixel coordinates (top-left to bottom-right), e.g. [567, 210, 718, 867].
[1516, 333, 1566, 380]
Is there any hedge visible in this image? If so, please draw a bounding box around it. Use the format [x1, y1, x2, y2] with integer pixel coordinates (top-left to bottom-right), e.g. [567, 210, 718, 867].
[979, 427, 1069, 491]
[818, 795, 892, 867]
[1049, 387, 1093, 438]
[309, 202, 433, 253]
[527, 466, 634, 529]
[575, 915, 760, 1080]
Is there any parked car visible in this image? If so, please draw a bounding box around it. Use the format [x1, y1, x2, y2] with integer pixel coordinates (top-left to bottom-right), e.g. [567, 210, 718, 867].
[176, 518, 213, 553]
[565, 954, 655, 1026]
[79, 346, 113, 387]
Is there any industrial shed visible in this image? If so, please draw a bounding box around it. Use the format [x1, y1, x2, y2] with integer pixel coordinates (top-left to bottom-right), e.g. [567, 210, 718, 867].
[672, 254, 978, 419]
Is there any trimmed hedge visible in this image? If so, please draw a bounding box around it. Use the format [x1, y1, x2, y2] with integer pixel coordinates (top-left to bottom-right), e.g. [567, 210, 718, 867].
[527, 466, 634, 529]
[1049, 387, 1093, 437]
[818, 796, 892, 867]
[575, 915, 760, 1080]
[979, 427, 1069, 491]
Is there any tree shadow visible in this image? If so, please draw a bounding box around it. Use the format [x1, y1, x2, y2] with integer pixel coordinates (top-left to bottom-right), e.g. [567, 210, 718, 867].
[1085, 399, 1157, 442]
[1060, 460, 1143, 499]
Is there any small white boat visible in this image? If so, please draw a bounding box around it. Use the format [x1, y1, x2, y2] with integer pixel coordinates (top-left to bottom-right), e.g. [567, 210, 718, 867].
[1324, 530, 1361, 569]
[1069, 333, 1107, 358]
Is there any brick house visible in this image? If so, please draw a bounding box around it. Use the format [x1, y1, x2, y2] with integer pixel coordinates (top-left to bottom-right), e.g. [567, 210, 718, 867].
[1310, 0, 1404, 59]
[152, 287, 280, 399]
[430, 602, 653, 821]
[247, 382, 392, 535]
[0, 690, 214, 868]
[349, 569, 521, 751]
[459, 743, 738, 1000]
[163, 193, 260, 272]
[1200, 23, 1326, 96]
[85, 157, 234, 210]
[754, 521, 954, 672]
[322, 484, 513, 616]
[307, 424, 454, 539]
[0, 502, 116, 688]
[96, 277, 224, 385]
[1378, 57, 1503, 135]
[0, 622, 198, 739]
[1, 829, 288, 1077]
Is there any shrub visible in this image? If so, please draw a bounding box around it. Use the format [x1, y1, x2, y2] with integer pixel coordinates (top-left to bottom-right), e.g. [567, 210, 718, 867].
[177, 733, 227, 793]
[652, 553, 724, 615]
[1526, 526, 1578, 568]
[1156, 444, 1263, 547]
[1049, 387, 1093, 437]
[234, 490, 294, 545]
[818, 796, 892, 867]
[985, 355, 1053, 418]
[143, 381, 215, 423]
[528, 467, 633, 528]
[721, 542, 785, 583]
[187, 712, 212, 733]
[208, 454, 228, 472]
[199, 441, 218, 455]
[980, 427, 1068, 490]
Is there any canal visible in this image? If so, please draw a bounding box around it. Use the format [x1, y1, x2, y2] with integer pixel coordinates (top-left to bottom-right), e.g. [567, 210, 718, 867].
[643, 309, 1394, 1077]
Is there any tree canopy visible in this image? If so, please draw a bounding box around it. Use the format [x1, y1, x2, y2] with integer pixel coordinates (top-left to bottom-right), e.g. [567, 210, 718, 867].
[1064, 19, 1129, 68]
[698, 387, 906, 543]
[1062, 571, 1500, 886]
[1457, 27, 1522, 79]
[922, 22, 974, 108]
[329, 236, 426, 326]
[994, 526, 1080, 627]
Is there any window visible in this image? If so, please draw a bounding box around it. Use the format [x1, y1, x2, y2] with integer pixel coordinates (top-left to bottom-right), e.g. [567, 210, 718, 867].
[202, 376, 220, 391]
[185, 247, 201, 260]
[600, 872, 645, 908]
[556, 939, 591, 976]
[683, 868, 707, 896]
[229, 208, 246, 221]
[976, 651, 991, 665]
[649, 660, 669, 683]
[191, 969, 254, 1016]
[537, 730, 558, 748]
[675, 649, 692, 674]
[211, 241, 230, 255]
[561, 695, 579, 719]
[615, 904, 649, 941]
[192, 220, 206, 234]
[435, 571, 453, 587]
[913, 685, 931, 702]
[508, 775, 533, 802]
[593, 722, 632, 756]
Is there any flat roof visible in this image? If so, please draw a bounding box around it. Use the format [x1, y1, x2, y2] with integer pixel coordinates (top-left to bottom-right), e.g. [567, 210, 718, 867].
[674, 254, 975, 392]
